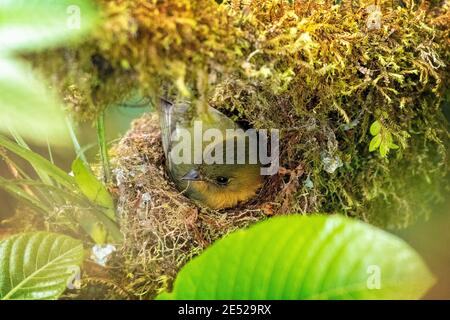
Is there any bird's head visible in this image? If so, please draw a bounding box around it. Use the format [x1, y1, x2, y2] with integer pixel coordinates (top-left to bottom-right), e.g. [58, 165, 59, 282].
[181, 163, 263, 209]
[159, 98, 267, 209]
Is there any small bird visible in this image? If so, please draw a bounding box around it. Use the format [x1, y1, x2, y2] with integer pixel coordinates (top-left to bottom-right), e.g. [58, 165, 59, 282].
[158, 98, 263, 209]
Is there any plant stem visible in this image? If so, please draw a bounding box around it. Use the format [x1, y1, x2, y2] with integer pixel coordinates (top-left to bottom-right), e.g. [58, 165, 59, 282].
[96, 110, 111, 183]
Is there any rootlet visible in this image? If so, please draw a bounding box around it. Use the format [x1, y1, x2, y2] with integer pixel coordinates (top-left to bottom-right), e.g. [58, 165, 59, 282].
[178, 304, 272, 317]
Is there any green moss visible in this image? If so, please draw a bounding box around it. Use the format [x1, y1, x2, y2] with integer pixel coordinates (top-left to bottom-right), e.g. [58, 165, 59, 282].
[30, 0, 449, 228]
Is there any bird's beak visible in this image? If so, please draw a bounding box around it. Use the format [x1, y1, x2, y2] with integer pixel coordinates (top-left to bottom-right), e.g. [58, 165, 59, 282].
[181, 169, 202, 181]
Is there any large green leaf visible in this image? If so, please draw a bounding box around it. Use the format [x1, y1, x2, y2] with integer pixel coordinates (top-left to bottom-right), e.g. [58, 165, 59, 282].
[0, 232, 84, 300]
[158, 215, 435, 300]
[0, 59, 70, 146]
[0, 0, 99, 52]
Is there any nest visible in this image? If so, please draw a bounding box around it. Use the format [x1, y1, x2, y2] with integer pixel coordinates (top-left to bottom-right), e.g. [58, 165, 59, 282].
[108, 113, 270, 298]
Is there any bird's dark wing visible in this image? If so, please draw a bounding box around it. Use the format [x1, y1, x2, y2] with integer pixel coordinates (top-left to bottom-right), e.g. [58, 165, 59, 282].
[158, 98, 173, 158]
[158, 98, 190, 158]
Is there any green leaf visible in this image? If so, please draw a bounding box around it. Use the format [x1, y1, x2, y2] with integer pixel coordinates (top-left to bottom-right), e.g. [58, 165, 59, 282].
[0, 58, 70, 146]
[9, 127, 53, 186]
[96, 110, 112, 183]
[71, 158, 123, 245]
[389, 143, 399, 150]
[88, 222, 108, 245]
[0, 232, 84, 300]
[0, 0, 99, 53]
[71, 158, 116, 222]
[0, 176, 49, 214]
[0, 178, 93, 211]
[369, 135, 381, 152]
[370, 120, 382, 136]
[75, 208, 123, 245]
[158, 215, 435, 300]
[0, 134, 76, 189]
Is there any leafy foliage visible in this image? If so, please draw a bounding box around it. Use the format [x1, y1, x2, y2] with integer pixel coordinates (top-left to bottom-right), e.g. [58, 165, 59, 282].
[0, 0, 99, 52]
[30, 0, 450, 228]
[0, 0, 99, 145]
[0, 135, 122, 244]
[158, 215, 435, 300]
[0, 232, 84, 300]
[71, 157, 122, 244]
[0, 58, 70, 146]
[72, 158, 116, 221]
[0, 134, 76, 188]
[369, 120, 400, 157]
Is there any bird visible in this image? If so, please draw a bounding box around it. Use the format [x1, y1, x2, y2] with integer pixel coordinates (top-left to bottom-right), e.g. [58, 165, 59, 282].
[158, 98, 263, 209]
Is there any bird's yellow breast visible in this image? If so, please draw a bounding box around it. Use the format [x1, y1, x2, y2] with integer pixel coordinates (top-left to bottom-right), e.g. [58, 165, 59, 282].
[190, 181, 261, 209]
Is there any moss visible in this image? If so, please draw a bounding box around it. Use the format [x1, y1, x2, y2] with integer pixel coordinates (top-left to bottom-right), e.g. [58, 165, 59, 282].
[30, 0, 449, 227]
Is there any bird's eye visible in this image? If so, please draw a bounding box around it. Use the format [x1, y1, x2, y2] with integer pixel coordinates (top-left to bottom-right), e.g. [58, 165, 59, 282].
[216, 176, 229, 186]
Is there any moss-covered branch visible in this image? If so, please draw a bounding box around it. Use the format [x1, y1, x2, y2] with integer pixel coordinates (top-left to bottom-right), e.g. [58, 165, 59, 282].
[30, 0, 449, 228]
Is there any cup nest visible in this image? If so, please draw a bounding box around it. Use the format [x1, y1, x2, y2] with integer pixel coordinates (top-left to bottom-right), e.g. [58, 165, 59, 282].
[107, 113, 273, 298]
